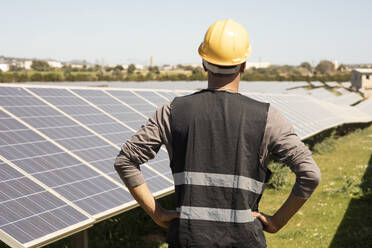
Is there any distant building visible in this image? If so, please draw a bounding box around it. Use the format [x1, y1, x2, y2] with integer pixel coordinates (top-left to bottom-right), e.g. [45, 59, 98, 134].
[0, 64, 9, 72]
[70, 64, 83, 69]
[23, 60, 32, 70]
[135, 64, 144, 70]
[246, 62, 271, 69]
[351, 68, 372, 98]
[47, 61, 63, 68]
[351, 69, 372, 90]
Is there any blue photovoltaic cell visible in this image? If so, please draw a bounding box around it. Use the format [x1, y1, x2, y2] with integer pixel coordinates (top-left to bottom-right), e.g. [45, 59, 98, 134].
[30, 88, 133, 160]
[134, 91, 170, 107]
[0, 161, 89, 245]
[0, 87, 117, 177]
[155, 91, 178, 101]
[357, 98, 372, 116]
[0, 90, 132, 216]
[106, 90, 157, 117]
[71, 89, 173, 181]
[243, 93, 350, 139]
[30, 88, 173, 186]
[72, 89, 148, 131]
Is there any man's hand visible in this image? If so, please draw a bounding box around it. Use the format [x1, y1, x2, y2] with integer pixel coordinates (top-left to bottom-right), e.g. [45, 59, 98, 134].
[127, 183, 179, 229]
[152, 202, 180, 228]
[253, 192, 308, 233]
[253, 212, 280, 233]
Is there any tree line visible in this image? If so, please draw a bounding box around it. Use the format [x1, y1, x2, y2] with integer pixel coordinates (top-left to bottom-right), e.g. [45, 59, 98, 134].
[0, 60, 350, 83]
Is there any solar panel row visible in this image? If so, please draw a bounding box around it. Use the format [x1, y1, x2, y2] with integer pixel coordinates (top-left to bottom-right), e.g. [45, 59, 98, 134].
[0, 84, 371, 248]
[0, 86, 174, 248]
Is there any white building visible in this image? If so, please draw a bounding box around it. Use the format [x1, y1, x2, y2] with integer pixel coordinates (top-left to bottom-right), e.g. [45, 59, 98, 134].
[23, 60, 32, 70]
[351, 69, 372, 90]
[246, 62, 271, 69]
[135, 64, 144, 70]
[351, 68, 372, 98]
[70, 64, 83, 69]
[47, 61, 63, 68]
[0, 64, 9, 72]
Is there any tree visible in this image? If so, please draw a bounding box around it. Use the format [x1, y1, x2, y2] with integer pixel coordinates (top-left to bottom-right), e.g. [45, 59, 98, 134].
[315, 60, 335, 74]
[114, 65, 124, 71]
[148, 66, 160, 74]
[299, 62, 312, 72]
[127, 64, 136, 74]
[31, 60, 50, 71]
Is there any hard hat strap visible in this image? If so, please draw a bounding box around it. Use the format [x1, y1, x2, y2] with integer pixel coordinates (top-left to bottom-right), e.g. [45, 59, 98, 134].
[203, 60, 241, 75]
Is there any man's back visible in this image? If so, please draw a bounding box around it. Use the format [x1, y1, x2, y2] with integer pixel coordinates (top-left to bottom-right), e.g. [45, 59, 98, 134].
[168, 89, 269, 247]
[114, 19, 320, 248]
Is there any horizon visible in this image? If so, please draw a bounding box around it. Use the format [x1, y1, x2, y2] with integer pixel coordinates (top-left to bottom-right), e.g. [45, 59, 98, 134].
[1, 0, 371, 66]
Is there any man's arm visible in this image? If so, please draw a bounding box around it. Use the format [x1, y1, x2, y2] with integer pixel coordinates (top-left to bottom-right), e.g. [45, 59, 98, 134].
[255, 106, 321, 233]
[128, 183, 179, 228]
[114, 102, 178, 227]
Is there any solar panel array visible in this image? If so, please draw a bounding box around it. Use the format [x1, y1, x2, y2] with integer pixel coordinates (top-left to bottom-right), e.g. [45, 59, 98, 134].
[0, 84, 371, 248]
[0, 85, 174, 248]
[241, 93, 372, 139]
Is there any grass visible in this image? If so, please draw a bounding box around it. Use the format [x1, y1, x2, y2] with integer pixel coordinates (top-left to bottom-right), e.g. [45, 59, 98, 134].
[1, 125, 371, 248]
[262, 125, 372, 248]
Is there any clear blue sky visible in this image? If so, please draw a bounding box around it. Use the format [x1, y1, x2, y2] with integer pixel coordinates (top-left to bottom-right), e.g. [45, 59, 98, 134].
[1, 0, 371, 66]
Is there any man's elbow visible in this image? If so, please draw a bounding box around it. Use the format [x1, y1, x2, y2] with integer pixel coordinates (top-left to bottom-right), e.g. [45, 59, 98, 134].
[308, 165, 321, 190]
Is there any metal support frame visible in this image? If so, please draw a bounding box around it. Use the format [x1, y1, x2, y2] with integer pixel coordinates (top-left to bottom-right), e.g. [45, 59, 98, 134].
[70, 229, 89, 248]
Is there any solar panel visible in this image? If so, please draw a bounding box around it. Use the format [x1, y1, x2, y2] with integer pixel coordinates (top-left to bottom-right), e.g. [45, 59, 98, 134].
[1, 83, 371, 248]
[336, 88, 350, 95]
[242, 93, 372, 139]
[285, 87, 309, 95]
[325, 82, 340, 88]
[27, 88, 173, 191]
[0, 160, 92, 248]
[310, 81, 324, 87]
[341, 82, 351, 88]
[307, 88, 337, 100]
[357, 97, 372, 116]
[134, 91, 171, 107]
[0, 97, 133, 218]
[327, 93, 363, 106]
[155, 91, 178, 101]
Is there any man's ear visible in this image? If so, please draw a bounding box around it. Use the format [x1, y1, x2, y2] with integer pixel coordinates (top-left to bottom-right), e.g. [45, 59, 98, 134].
[240, 62, 246, 73]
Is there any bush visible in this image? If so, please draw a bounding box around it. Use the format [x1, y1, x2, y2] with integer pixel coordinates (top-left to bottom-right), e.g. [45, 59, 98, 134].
[312, 130, 337, 154]
[266, 162, 291, 190]
[43, 72, 63, 82]
[30, 72, 43, 81]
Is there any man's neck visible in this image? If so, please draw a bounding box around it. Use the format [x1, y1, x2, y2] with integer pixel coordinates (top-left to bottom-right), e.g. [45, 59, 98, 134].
[207, 72, 240, 93]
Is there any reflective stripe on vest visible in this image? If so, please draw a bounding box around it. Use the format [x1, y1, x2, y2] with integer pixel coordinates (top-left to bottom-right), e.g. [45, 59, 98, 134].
[173, 171, 265, 194]
[179, 206, 255, 223]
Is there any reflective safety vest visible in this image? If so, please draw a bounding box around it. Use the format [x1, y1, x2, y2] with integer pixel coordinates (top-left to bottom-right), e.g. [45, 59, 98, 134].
[167, 89, 269, 248]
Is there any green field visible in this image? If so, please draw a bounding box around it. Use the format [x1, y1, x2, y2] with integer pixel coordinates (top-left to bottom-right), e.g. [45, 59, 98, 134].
[1, 124, 371, 248]
[262, 125, 372, 248]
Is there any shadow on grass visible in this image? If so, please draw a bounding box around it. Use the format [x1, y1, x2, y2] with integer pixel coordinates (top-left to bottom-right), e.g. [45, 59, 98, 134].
[329, 154, 372, 248]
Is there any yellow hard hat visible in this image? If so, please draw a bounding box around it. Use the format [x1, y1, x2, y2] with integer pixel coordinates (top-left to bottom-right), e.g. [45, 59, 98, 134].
[198, 19, 252, 66]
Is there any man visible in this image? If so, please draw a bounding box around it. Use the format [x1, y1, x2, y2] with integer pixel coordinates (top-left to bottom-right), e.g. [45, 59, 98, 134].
[114, 19, 321, 247]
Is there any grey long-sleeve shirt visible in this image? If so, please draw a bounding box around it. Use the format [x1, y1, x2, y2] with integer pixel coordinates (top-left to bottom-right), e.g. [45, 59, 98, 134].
[114, 100, 321, 199]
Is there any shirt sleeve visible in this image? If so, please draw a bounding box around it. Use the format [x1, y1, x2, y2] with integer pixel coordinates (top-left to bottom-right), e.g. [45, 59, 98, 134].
[259, 106, 321, 198]
[114, 102, 172, 187]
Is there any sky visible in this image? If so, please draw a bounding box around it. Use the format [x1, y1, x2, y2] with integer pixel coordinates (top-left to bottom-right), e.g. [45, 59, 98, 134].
[1, 0, 371, 66]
